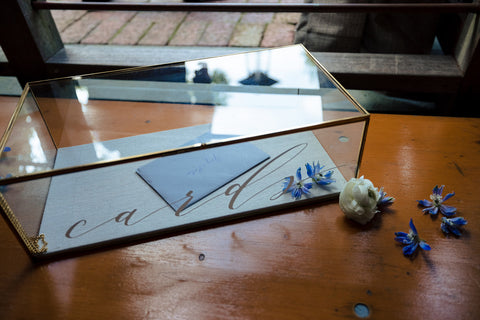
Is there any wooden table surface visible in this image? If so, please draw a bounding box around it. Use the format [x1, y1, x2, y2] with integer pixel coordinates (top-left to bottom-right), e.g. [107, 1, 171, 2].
[0, 96, 479, 319]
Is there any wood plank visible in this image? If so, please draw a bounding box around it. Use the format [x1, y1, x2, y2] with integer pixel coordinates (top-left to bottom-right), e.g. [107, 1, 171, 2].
[453, 10, 480, 111]
[46, 45, 257, 74]
[313, 52, 463, 93]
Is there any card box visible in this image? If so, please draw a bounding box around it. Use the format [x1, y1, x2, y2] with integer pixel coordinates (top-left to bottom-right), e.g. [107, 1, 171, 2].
[0, 45, 369, 258]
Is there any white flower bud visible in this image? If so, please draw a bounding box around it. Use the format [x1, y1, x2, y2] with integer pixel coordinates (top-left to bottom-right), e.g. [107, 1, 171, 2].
[339, 176, 380, 225]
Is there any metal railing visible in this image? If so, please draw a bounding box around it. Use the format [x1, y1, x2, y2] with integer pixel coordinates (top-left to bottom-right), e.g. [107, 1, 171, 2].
[32, 1, 480, 14]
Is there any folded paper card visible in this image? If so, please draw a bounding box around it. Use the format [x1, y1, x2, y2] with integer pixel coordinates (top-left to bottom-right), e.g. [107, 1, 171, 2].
[136, 142, 270, 212]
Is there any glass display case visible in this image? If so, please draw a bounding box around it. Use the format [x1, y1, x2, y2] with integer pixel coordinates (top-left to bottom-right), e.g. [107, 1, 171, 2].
[0, 45, 369, 258]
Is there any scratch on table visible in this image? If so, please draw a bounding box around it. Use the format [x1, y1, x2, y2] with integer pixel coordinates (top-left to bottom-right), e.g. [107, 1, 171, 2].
[453, 161, 464, 176]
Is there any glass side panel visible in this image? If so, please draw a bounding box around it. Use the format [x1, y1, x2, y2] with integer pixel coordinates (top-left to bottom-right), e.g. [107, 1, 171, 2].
[4, 45, 366, 178]
[5, 122, 367, 256]
[0, 91, 57, 178]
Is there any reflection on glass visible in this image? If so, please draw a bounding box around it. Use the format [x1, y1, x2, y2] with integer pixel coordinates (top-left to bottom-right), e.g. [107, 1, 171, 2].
[192, 62, 212, 84]
[28, 128, 48, 165]
[239, 72, 277, 86]
[75, 85, 89, 106]
[18, 45, 363, 170]
[210, 94, 323, 136]
[185, 45, 321, 90]
[75, 83, 121, 161]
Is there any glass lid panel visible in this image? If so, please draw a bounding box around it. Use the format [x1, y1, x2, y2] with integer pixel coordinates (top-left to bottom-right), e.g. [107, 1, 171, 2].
[2, 45, 365, 179]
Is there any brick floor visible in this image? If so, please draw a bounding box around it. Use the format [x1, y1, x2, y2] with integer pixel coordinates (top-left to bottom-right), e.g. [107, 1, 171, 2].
[229, 23, 265, 47]
[168, 20, 207, 46]
[53, 0, 303, 48]
[61, 11, 116, 43]
[261, 23, 296, 47]
[110, 12, 158, 45]
[139, 12, 187, 45]
[51, 10, 87, 32]
[274, 12, 302, 25]
[241, 12, 275, 24]
[198, 19, 238, 46]
[81, 11, 136, 44]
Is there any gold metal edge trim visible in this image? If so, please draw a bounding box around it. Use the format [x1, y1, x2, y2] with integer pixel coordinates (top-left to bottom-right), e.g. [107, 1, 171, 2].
[355, 116, 370, 178]
[0, 192, 48, 255]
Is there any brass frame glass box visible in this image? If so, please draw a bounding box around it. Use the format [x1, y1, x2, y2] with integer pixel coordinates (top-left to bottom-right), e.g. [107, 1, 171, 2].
[0, 45, 369, 259]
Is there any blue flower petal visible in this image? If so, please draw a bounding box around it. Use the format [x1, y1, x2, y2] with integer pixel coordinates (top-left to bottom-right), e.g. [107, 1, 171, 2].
[450, 226, 461, 236]
[378, 187, 394, 206]
[305, 163, 314, 178]
[419, 241, 431, 251]
[395, 231, 409, 238]
[441, 223, 449, 234]
[408, 219, 418, 235]
[450, 217, 467, 226]
[292, 188, 302, 199]
[403, 242, 418, 256]
[300, 187, 311, 196]
[433, 185, 444, 196]
[282, 177, 293, 191]
[318, 179, 335, 185]
[380, 197, 394, 204]
[442, 191, 455, 202]
[417, 199, 432, 207]
[295, 167, 302, 181]
[394, 232, 411, 244]
[421, 207, 432, 214]
[440, 205, 456, 216]
[395, 237, 413, 245]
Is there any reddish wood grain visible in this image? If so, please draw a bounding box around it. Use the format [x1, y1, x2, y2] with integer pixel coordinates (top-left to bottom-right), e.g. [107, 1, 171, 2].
[0, 96, 479, 319]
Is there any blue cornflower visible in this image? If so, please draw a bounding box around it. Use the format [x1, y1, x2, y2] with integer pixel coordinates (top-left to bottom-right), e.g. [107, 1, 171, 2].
[395, 218, 431, 256]
[283, 167, 313, 200]
[377, 187, 395, 206]
[417, 185, 456, 216]
[305, 162, 335, 185]
[441, 217, 467, 236]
